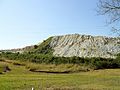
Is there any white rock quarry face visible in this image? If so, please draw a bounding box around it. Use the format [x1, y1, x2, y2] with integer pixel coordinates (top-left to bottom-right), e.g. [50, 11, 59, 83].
[50, 34, 120, 58]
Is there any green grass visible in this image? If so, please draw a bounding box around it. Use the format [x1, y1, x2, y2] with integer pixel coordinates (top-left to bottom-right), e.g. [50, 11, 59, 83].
[28, 37, 53, 54]
[0, 60, 120, 90]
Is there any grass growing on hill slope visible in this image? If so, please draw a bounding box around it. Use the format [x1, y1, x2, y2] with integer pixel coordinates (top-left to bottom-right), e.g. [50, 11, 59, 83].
[0, 60, 120, 90]
[27, 37, 53, 55]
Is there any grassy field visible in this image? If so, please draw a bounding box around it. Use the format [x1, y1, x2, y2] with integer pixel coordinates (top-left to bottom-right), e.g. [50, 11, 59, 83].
[0, 60, 120, 90]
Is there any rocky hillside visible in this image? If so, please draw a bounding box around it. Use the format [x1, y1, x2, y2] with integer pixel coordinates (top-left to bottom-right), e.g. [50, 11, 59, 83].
[50, 34, 120, 58]
[1, 34, 120, 58]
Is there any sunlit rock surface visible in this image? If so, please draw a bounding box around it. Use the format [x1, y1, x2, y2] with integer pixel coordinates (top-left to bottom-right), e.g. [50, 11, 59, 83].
[50, 34, 120, 58]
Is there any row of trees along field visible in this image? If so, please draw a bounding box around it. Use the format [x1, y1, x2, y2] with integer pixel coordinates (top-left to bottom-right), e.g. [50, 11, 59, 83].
[0, 52, 120, 70]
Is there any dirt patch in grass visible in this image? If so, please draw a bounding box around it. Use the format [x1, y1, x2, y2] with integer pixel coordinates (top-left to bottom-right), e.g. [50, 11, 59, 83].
[12, 62, 25, 66]
[29, 68, 70, 74]
[0, 64, 11, 74]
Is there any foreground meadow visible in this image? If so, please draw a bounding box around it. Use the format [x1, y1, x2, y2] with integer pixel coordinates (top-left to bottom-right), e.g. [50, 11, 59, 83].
[0, 60, 120, 90]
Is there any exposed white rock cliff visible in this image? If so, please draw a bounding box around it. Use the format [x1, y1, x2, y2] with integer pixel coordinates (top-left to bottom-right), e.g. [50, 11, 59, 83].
[50, 34, 120, 58]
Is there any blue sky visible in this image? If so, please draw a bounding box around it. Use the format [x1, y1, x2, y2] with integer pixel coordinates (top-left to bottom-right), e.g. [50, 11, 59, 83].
[0, 0, 112, 49]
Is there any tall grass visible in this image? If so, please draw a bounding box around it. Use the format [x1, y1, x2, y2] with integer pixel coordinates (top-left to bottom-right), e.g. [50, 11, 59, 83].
[26, 63, 90, 73]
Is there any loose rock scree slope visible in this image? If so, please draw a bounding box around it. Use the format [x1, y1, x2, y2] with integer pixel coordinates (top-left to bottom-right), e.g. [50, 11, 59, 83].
[50, 34, 120, 58]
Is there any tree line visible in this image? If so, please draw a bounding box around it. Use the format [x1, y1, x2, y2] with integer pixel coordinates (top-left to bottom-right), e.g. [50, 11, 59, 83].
[0, 52, 120, 70]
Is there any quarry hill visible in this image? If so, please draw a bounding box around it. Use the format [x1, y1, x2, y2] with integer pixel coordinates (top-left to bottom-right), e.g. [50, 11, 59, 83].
[49, 34, 120, 58]
[1, 34, 120, 58]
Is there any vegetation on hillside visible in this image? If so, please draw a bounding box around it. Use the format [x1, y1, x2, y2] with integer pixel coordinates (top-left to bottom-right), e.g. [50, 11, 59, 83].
[0, 52, 120, 70]
[25, 37, 53, 55]
[0, 36, 119, 71]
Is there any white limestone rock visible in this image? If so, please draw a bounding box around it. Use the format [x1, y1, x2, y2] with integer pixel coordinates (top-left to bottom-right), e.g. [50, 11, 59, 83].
[50, 34, 120, 58]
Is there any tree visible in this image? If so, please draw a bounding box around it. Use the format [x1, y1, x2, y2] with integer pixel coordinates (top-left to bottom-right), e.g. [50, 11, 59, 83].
[97, 0, 120, 36]
[34, 45, 38, 49]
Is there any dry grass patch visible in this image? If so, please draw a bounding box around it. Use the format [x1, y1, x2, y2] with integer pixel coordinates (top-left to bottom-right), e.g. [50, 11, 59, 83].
[26, 63, 90, 73]
[4, 60, 26, 66]
[0, 58, 5, 62]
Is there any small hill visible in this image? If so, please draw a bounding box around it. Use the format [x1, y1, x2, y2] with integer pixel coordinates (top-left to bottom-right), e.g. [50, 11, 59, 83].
[25, 34, 120, 58]
[0, 34, 120, 70]
[1, 34, 120, 58]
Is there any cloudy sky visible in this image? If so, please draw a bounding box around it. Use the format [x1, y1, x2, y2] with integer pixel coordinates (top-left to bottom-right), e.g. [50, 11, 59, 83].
[0, 0, 112, 49]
